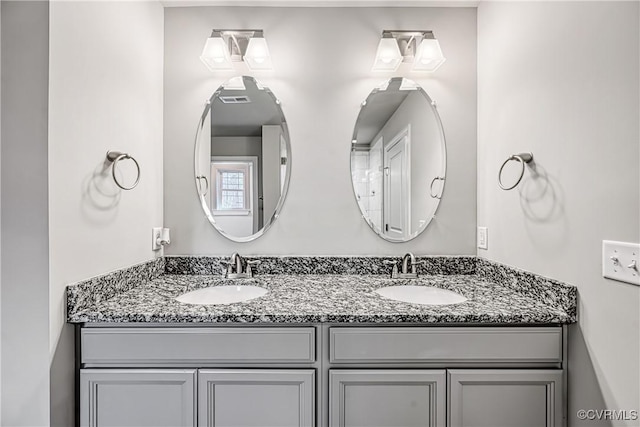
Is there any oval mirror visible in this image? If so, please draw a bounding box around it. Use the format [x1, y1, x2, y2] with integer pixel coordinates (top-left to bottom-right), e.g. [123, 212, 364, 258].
[195, 76, 291, 242]
[350, 77, 446, 242]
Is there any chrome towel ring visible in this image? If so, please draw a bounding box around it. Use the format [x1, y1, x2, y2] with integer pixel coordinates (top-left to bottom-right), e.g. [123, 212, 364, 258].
[430, 176, 445, 199]
[106, 151, 140, 190]
[498, 152, 533, 190]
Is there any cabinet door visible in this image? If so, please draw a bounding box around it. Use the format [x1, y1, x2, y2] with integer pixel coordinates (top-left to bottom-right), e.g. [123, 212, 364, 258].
[448, 369, 564, 427]
[80, 369, 196, 427]
[198, 369, 315, 427]
[329, 370, 446, 427]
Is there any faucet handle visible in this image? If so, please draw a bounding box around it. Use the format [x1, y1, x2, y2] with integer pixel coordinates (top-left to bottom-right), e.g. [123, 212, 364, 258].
[246, 260, 261, 278]
[219, 260, 233, 277]
[383, 260, 399, 279]
[409, 259, 428, 273]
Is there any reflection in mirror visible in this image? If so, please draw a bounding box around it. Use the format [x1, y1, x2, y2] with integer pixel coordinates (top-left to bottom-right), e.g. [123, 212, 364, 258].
[195, 76, 290, 242]
[351, 77, 446, 242]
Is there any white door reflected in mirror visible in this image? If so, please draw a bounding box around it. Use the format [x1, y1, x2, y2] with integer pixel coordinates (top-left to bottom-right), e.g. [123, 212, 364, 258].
[351, 77, 446, 242]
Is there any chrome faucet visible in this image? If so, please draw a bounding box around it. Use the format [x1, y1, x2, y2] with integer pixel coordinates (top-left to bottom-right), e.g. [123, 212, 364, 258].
[231, 253, 244, 276]
[401, 252, 417, 276]
[385, 252, 422, 279]
[224, 253, 260, 279]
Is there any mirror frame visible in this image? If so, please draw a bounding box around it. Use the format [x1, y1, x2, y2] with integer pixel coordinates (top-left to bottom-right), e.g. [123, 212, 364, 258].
[194, 76, 292, 242]
[350, 77, 447, 243]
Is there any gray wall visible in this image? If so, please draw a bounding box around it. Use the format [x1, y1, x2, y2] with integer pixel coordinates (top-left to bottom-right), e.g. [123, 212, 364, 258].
[164, 6, 477, 255]
[48, 1, 165, 425]
[212, 136, 262, 157]
[0, 2, 50, 425]
[477, 2, 639, 425]
[0, 2, 3, 419]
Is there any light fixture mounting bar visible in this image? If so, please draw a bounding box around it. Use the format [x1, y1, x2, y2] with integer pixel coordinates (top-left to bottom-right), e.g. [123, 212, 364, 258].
[210, 29, 265, 61]
[381, 30, 435, 62]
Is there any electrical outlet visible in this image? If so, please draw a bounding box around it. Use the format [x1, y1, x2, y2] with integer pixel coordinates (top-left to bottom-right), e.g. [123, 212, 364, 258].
[478, 227, 488, 250]
[152, 227, 163, 251]
[602, 240, 640, 286]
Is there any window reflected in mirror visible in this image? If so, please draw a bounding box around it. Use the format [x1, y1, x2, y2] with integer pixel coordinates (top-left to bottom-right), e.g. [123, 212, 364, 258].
[212, 160, 252, 211]
[195, 76, 291, 242]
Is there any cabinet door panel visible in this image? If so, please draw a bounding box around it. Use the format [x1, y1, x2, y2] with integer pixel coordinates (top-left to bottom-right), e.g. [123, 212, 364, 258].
[330, 370, 446, 427]
[198, 369, 314, 427]
[448, 369, 564, 427]
[80, 369, 196, 427]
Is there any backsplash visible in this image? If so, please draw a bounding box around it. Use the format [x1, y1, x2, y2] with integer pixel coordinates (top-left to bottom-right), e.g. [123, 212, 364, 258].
[476, 258, 577, 321]
[164, 256, 478, 276]
[66, 258, 165, 316]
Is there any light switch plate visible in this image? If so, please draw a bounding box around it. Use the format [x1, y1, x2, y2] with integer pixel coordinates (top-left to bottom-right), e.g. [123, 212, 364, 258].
[602, 240, 640, 286]
[477, 227, 488, 250]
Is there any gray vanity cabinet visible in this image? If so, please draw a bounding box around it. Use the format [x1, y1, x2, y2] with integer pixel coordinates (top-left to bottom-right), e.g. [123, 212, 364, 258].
[329, 370, 446, 427]
[198, 369, 315, 427]
[78, 325, 567, 427]
[327, 327, 565, 427]
[79, 369, 197, 427]
[79, 327, 317, 427]
[448, 369, 564, 427]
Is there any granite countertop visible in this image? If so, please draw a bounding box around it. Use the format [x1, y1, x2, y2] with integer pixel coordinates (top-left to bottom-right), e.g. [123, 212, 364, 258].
[66, 257, 577, 324]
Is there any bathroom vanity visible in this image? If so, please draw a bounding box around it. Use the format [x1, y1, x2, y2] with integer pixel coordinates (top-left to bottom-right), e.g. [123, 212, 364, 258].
[79, 324, 564, 427]
[67, 256, 576, 427]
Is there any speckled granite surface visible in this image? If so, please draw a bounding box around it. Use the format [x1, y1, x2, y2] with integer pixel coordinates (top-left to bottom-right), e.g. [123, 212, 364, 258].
[476, 258, 577, 322]
[67, 256, 576, 325]
[66, 258, 164, 318]
[164, 256, 477, 276]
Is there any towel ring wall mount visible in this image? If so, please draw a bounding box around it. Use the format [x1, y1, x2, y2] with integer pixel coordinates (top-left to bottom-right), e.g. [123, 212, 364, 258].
[498, 152, 534, 191]
[106, 151, 141, 190]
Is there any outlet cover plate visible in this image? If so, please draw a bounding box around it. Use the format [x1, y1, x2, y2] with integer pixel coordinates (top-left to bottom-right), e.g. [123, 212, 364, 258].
[602, 240, 640, 286]
[152, 227, 163, 251]
[477, 227, 488, 250]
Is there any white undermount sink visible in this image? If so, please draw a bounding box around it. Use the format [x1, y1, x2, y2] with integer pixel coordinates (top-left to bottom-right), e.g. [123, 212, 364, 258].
[375, 285, 467, 306]
[176, 285, 268, 305]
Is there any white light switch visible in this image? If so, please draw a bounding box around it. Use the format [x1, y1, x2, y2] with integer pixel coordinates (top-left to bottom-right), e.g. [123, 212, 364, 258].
[602, 240, 640, 286]
[478, 227, 488, 250]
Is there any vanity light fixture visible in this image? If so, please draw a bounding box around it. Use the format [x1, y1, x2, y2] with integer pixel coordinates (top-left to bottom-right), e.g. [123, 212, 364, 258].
[372, 30, 446, 72]
[372, 34, 403, 72]
[200, 29, 273, 72]
[244, 32, 273, 70]
[222, 76, 247, 90]
[413, 32, 446, 72]
[200, 31, 233, 71]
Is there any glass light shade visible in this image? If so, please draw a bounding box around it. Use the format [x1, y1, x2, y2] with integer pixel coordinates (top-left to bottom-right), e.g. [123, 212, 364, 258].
[372, 38, 402, 71]
[399, 78, 420, 90]
[376, 79, 390, 91]
[244, 37, 273, 70]
[200, 36, 233, 71]
[412, 38, 446, 72]
[222, 76, 246, 90]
